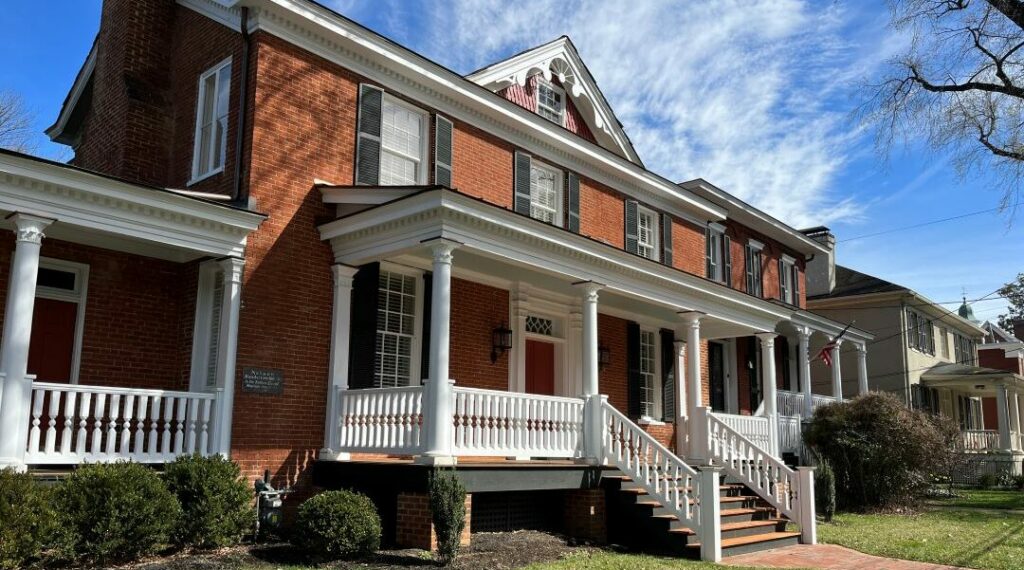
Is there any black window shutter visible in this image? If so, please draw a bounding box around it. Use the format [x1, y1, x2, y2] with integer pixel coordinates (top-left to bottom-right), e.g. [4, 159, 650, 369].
[355, 84, 383, 185]
[420, 271, 433, 381]
[723, 235, 732, 287]
[778, 259, 786, 301]
[744, 246, 752, 292]
[513, 151, 532, 215]
[661, 213, 672, 266]
[792, 263, 800, 306]
[660, 328, 675, 422]
[705, 227, 713, 278]
[434, 115, 453, 187]
[566, 172, 580, 233]
[348, 262, 381, 389]
[624, 200, 639, 255]
[626, 321, 642, 418]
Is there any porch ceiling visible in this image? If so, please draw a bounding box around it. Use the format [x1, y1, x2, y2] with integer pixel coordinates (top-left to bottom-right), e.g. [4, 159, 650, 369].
[0, 150, 265, 261]
[318, 188, 794, 335]
[921, 363, 1024, 395]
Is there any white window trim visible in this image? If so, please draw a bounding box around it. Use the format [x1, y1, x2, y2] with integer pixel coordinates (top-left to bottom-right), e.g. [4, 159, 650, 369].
[535, 78, 566, 126]
[376, 261, 425, 387]
[747, 239, 765, 252]
[35, 257, 89, 385]
[379, 94, 430, 186]
[189, 261, 221, 392]
[189, 57, 232, 186]
[529, 159, 564, 227]
[746, 241, 763, 297]
[707, 223, 727, 283]
[780, 254, 796, 305]
[635, 204, 660, 262]
[638, 327, 663, 423]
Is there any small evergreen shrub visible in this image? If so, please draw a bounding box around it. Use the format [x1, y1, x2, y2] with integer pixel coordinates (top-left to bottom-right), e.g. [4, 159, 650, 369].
[293, 490, 381, 560]
[0, 469, 56, 569]
[52, 462, 180, 564]
[1012, 474, 1024, 491]
[163, 454, 254, 548]
[978, 472, 997, 489]
[815, 459, 836, 523]
[429, 468, 466, 566]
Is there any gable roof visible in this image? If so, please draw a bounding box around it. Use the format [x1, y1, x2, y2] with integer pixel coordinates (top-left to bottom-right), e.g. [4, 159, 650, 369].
[465, 36, 643, 166]
[809, 265, 906, 299]
[46, 41, 97, 145]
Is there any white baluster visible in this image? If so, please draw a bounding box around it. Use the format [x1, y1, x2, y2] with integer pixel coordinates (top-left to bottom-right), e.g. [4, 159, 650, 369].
[199, 397, 212, 455]
[76, 392, 91, 455]
[45, 388, 60, 455]
[133, 395, 147, 456]
[150, 396, 162, 457]
[120, 395, 135, 456]
[61, 391, 76, 455]
[186, 396, 198, 454]
[173, 397, 187, 455]
[161, 397, 174, 458]
[28, 387, 44, 455]
[106, 394, 121, 455]
[92, 393, 107, 458]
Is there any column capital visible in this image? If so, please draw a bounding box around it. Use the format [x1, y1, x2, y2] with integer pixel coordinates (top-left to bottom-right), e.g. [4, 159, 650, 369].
[794, 325, 812, 339]
[572, 280, 604, 301]
[425, 238, 460, 263]
[677, 310, 705, 324]
[831, 338, 844, 348]
[217, 256, 245, 284]
[331, 263, 359, 288]
[855, 342, 867, 354]
[8, 213, 54, 245]
[755, 332, 777, 346]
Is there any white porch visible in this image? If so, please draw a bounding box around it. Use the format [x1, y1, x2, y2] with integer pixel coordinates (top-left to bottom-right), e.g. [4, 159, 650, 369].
[0, 151, 264, 470]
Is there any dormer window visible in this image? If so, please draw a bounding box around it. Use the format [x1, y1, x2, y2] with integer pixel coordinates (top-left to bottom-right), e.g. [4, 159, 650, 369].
[536, 80, 565, 125]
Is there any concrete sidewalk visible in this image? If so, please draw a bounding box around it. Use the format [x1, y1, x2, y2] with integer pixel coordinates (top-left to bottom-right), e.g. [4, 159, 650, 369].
[725, 544, 966, 569]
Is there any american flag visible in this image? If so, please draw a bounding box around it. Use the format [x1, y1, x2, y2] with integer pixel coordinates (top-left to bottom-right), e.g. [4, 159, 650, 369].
[816, 322, 853, 368]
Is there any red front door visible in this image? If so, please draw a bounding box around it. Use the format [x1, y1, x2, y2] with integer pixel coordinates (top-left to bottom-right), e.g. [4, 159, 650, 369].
[525, 339, 555, 395]
[27, 298, 78, 383]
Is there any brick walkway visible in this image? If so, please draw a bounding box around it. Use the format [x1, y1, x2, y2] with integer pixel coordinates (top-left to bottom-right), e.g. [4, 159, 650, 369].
[725, 544, 966, 569]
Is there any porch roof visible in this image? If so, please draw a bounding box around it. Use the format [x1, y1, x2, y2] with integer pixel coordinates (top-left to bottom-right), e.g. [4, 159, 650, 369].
[0, 150, 266, 261]
[920, 362, 1024, 395]
[780, 302, 873, 344]
[319, 187, 813, 335]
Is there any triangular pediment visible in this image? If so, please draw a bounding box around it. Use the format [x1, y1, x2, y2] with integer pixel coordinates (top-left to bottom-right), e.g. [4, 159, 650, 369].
[466, 36, 642, 165]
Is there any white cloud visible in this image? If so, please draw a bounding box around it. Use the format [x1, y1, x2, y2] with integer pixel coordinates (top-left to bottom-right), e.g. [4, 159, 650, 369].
[395, 0, 892, 227]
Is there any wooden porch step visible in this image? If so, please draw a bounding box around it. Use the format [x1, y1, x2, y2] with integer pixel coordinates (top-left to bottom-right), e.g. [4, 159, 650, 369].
[668, 519, 785, 536]
[687, 531, 801, 555]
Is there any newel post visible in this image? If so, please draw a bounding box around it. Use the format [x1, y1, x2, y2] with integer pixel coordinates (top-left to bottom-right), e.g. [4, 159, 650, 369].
[698, 465, 723, 562]
[419, 241, 458, 464]
[796, 466, 817, 544]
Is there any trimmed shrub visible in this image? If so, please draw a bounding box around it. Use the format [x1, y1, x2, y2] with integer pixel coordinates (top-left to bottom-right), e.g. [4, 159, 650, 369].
[0, 469, 56, 569]
[429, 468, 466, 566]
[294, 490, 381, 560]
[163, 454, 254, 548]
[815, 459, 836, 523]
[803, 392, 957, 511]
[978, 472, 997, 489]
[1012, 474, 1024, 491]
[52, 462, 180, 564]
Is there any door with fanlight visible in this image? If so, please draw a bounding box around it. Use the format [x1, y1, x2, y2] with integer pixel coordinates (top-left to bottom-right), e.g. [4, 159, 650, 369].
[26, 261, 88, 384]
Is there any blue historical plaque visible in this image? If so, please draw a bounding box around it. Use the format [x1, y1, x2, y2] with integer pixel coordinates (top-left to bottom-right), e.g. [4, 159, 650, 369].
[242, 368, 284, 395]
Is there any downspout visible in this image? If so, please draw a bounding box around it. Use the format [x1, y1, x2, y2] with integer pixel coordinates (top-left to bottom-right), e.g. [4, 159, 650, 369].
[232, 7, 251, 203]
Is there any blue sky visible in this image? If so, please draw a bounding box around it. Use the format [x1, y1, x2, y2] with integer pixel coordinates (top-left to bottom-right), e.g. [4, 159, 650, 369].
[1, 0, 1020, 323]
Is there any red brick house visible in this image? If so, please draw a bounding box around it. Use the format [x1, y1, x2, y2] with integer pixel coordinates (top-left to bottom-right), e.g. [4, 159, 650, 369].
[0, 0, 878, 560]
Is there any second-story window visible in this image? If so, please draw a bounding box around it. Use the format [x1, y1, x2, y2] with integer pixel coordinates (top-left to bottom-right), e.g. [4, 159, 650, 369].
[380, 97, 427, 185]
[191, 58, 232, 183]
[529, 160, 563, 225]
[779, 255, 799, 305]
[906, 309, 935, 355]
[705, 224, 730, 284]
[745, 240, 764, 297]
[536, 80, 565, 125]
[636, 205, 659, 260]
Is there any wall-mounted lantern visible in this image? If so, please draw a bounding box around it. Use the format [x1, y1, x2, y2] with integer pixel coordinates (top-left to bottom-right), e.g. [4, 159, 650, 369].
[491, 324, 513, 363]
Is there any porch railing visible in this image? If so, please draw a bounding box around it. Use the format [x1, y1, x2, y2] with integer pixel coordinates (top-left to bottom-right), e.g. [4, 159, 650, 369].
[710, 412, 773, 451]
[777, 390, 839, 416]
[451, 387, 584, 458]
[777, 414, 804, 457]
[25, 382, 219, 464]
[336, 386, 424, 454]
[960, 429, 1000, 451]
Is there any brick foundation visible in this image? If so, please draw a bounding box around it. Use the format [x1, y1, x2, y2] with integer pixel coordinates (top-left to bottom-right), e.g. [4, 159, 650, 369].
[562, 489, 607, 544]
[395, 492, 472, 551]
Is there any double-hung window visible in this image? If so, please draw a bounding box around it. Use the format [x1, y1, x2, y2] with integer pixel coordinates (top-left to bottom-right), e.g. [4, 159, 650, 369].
[536, 80, 565, 125]
[375, 269, 421, 387]
[745, 240, 764, 297]
[379, 97, 428, 185]
[705, 224, 729, 283]
[779, 255, 797, 304]
[529, 161, 563, 225]
[906, 309, 934, 355]
[191, 58, 232, 183]
[639, 329, 659, 419]
[635, 205, 660, 261]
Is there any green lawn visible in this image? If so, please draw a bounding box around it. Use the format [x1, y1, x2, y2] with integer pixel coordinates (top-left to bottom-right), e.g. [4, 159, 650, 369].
[819, 490, 1024, 570]
[523, 551, 764, 569]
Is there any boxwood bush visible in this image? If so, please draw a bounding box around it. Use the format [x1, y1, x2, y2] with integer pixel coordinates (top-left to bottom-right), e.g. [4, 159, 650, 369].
[429, 468, 467, 566]
[0, 468, 56, 569]
[164, 454, 254, 548]
[52, 462, 180, 564]
[293, 490, 381, 560]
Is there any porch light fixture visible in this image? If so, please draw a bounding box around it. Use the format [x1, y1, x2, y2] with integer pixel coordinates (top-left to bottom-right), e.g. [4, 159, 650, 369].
[598, 343, 612, 370]
[491, 324, 513, 363]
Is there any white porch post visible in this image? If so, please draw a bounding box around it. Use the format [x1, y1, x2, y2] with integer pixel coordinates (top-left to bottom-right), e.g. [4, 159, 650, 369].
[995, 384, 1012, 451]
[830, 339, 843, 401]
[856, 343, 869, 396]
[1007, 387, 1021, 451]
[680, 311, 705, 462]
[576, 281, 604, 462]
[0, 214, 52, 470]
[698, 465, 723, 562]
[420, 241, 458, 464]
[674, 339, 687, 457]
[797, 327, 813, 419]
[756, 332, 779, 457]
[796, 466, 818, 544]
[212, 257, 244, 457]
[322, 264, 358, 459]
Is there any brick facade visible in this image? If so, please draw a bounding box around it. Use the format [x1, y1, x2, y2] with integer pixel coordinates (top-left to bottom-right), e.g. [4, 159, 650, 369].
[562, 489, 607, 544]
[395, 492, 472, 551]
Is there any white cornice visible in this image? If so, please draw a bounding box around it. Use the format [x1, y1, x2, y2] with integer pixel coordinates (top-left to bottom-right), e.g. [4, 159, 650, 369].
[178, 0, 726, 225]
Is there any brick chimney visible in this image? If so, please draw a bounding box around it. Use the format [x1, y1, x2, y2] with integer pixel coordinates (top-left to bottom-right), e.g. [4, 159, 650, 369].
[71, 0, 175, 186]
[801, 226, 835, 297]
[1013, 318, 1024, 343]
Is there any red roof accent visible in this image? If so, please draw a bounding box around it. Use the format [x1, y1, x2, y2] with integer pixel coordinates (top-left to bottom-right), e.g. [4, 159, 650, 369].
[498, 74, 597, 144]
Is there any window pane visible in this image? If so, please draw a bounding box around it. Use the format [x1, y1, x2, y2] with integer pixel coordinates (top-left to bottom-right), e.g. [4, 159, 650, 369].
[640, 330, 656, 418]
[380, 151, 418, 185]
[637, 210, 657, 259]
[529, 164, 560, 224]
[374, 270, 418, 387]
[382, 102, 422, 159]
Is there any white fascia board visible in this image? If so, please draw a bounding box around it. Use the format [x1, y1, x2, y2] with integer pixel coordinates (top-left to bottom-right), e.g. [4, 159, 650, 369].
[184, 0, 726, 224]
[319, 186, 422, 205]
[0, 153, 264, 257]
[791, 310, 873, 342]
[907, 291, 987, 335]
[320, 189, 789, 330]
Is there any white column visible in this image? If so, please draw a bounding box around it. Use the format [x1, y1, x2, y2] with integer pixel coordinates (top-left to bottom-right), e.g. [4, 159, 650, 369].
[322, 264, 358, 459]
[674, 339, 687, 458]
[830, 339, 843, 401]
[996, 384, 1012, 451]
[856, 343, 869, 396]
[212, 257, 244, 457]
[757, 333, 779, 457]
[796, 466, 817, 544]
[698, 465, 723, 562]
[0, 214, 53, 470]
[680, 311, 705, 462]
[797, 327, 813, 419]
[576, 281, 604, 463]
[420, 241, 458, 464]
[1007, 387, 1021, 451]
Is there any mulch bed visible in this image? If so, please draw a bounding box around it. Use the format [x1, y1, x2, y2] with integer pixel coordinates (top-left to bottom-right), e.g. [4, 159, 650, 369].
[120, 531, 599, 569]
